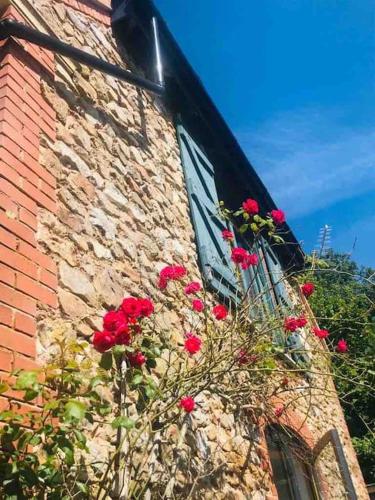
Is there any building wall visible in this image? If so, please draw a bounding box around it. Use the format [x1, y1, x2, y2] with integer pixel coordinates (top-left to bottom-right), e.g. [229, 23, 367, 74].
[0, 0, 368, 498]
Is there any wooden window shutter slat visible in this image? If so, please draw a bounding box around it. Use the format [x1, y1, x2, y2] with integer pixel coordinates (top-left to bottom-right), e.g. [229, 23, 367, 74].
[177, 125, 240, 302]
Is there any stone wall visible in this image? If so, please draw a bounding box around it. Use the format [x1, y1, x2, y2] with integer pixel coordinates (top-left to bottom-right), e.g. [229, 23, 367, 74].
[0, 0, 369, 498]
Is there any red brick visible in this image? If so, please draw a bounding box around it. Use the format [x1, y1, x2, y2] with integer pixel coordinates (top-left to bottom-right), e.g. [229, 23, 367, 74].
[39, 268, 58, 290]
[0, 264, 15, 287]
[21, 152, 56, 190]
[0, 192, 18, 214]
[0, 179, 37, 214]
[0, 245, 37, 280]
[0, 211, 36, 246]
[19, 208, 37, 231]
[0, 325, 36, 357]
[16, 273, 57, 308]
[0, 149, 41, 190]
[14, 311, 36, 337]
[0, 134, 21, 158]
[0, 226, 17, 250]
[13, 353, 39, 371]
[0, 282, 36, 315]
[0, 121, 39, 161]
[0, 304, 13, 327]
[0, 349, 13, 372]
[0, 85, 23, 111]
[0, 107, 22, 132]
[18, 241, 56, 274]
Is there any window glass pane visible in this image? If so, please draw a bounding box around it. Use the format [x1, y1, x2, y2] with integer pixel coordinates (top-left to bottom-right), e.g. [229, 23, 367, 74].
[266, 427, 320, 500]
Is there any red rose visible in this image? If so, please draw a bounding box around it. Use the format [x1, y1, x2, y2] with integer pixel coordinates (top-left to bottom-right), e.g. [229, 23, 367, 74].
[222, 229, 234, 241]
[313, 327, 329, 340]
[336, 339, 348, 353]
[92, 330, 115, 353]
[103, 310, 125, 331]
[121, 297, 140, 318]
[301, 282, 315, 298]
[180, 396, 195, 413]
[236, 349, 249, 365]
[237, 350, 259, 365]
[274, 405, 284, 418]
[114, 323, 131, 345]
[138, 298, 154, 317]
[184, 334, 202, 355]
[231, 247, 248, 264]
[241, 253, 259, 270]
[192, 299, 204, 312]
[128, 351, 147, 367]
[158, 265, 187, 289]
[271, 209, 285, 225]
[284, 317, 299, 332]
[242, 198, 259, 215]
[212, 304, 228, 320]
[184, 282, 202, 295]
[296, 316, 307, 328]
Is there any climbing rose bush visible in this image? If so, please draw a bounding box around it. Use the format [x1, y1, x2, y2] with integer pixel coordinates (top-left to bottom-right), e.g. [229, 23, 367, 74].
[0, 196, 356, 500]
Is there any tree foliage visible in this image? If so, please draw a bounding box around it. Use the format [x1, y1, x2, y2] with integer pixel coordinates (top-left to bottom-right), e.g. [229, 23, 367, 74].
[307, 250, 375, 483]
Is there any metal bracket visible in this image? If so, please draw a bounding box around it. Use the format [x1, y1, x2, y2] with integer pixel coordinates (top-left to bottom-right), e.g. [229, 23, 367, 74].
[0, 18, 165, 96]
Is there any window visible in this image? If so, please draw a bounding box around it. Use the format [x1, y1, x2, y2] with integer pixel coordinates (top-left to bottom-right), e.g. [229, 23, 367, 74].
[177, 124, 241, 303]
[266, 425, 321, 500]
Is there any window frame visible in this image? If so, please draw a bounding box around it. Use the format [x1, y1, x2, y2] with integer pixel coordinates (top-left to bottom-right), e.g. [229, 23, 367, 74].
[266, 425, 322, 500]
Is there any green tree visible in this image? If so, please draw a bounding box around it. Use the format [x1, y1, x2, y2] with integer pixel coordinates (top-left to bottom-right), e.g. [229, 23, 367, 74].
[308, 251, 375, 483]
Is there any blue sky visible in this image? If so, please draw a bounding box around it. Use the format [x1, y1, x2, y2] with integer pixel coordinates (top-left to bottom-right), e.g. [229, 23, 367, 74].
[155, 0, 375, 267]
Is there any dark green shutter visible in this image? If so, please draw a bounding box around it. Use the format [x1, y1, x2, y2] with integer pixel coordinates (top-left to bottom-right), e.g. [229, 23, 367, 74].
[177, 125, 240, 302]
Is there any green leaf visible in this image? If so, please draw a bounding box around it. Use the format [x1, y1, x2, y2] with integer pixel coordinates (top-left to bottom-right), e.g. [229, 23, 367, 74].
[88, 376, 104, 390]
[64, 400, 86, 422]
[239, 224, 249, 234]
[250, 223, 259, 233]
[44, 400, 59, 411]
[0, 381, 9, 394]
[15, 371, 38, 390]
[146, 358, 157, 369]
[24, 389, 39, 401]
[99, 352, 113, 371]
[131, 373, 143, 385]
[111, 416, 135, 430]
[76, 482, 89, 494]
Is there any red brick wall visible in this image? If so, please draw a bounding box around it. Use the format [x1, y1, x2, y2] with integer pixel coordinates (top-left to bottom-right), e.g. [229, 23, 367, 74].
[0, 4, 57, 382]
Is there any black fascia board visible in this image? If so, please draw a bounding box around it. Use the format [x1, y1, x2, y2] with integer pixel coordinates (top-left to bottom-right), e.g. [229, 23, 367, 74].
[113, 0, 305, 270]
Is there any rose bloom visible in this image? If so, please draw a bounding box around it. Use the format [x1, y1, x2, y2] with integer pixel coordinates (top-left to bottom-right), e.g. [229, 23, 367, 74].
[271, 209, 285, 225]
[121, 297, 140, 318]
[313, 327, 329, 340]
[158, 265, 187, 289]
[180, 396, 195, 413]
[184, 334, 202, 355]
[231, 247, 248, 264]
[242, 198, 259, 215]
[237, 349, 257, 365]
[137, 298, 154, 317]
[222, 229, 234, 241]
[184, 281, 202, 295]
[192, 299, 204, 312]
[296, 316, 308, 328]
[103, 310, 125, 331]
[212, 304, 228, 320]
[336, 339, 348, 353]
[92, 331, 115, 353]
[274, 405, 284, 418]
[114, 323, 131, 345]
[284, 317, 299, 332]
[241, 253, 258, 270]
[128, 351, 147, 367]
[301, 282, 315, 298]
